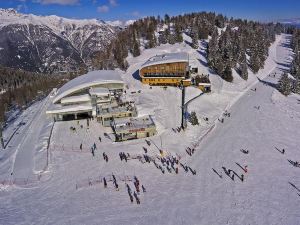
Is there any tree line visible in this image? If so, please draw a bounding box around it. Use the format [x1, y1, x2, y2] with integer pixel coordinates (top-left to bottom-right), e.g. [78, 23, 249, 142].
[278, 28, 300, 96]
[92, 12, 285, 82]
[0, 67, 77, 126]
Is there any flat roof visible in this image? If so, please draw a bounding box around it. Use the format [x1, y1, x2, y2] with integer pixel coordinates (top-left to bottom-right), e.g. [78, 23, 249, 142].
[53, 70, 124, 104]
[98, 102, 135, 115]
[46, 102, 93, 114]
[60, 94, 91, 104]
[113, 115, 156, 133]
[198, 83, 211, 86]
[141, 52, 189, 69]
[89, 87, 110, 96]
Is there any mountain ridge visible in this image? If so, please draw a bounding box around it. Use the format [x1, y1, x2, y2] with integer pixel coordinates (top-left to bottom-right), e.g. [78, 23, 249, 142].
[0, 8, 117, 73]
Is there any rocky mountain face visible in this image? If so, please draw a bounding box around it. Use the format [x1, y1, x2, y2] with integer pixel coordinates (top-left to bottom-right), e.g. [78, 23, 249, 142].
[0, 9, 116, 73]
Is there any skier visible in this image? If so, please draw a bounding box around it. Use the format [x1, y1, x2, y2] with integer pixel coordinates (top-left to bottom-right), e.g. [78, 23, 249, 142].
[80, 143, 82, 150]
[244, 165, 248, 173]
[99, 136, 102, 142]
[241, 174, 244, 182]
[142, 185, 146, 193]
[282, 149, 285, 154]
[129, 194, 134, 203]
[103, 177, 107, 188]
[143, 147, 147, 153]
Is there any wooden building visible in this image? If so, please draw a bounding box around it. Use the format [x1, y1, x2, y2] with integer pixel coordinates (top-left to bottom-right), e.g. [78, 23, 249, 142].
[139, 52, 189, 86]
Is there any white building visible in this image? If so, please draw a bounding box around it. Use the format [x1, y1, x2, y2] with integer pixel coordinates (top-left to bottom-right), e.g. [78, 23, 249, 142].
[111, 115, 157, 142]
[46, 70, 124, 121]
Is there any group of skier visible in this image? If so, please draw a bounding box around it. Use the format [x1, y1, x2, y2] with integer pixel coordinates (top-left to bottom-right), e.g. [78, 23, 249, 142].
[223, 110, 231, 117]
[222, 166, 245, 182]
[186, 147, 195, 156]
[119, 152, 129, 162]
[103, 152, 108, 162]
[172, 127, 182, 133]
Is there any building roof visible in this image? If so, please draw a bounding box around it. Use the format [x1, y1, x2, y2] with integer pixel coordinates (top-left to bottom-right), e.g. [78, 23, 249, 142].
[141, 52, 189, 69]
[98, 102, 136, 116]
[46, 102, 93, 114]
[53, 70, 124, 104]
[89, 87, 110, 96]
[60, 94, 91, 105]
[113, 115, 156, 133]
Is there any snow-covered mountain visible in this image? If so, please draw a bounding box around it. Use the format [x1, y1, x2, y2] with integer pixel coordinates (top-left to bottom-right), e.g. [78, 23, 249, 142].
[279, 18, 300, 27]
[105, 19, 135, 28]
[0, 8, 116, 73]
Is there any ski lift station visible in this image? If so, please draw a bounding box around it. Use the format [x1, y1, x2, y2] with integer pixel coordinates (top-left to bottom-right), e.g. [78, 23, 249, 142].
[46, 70, 157, 142]
[139, 52, 190, 86]
[47, 70, 125, 121]
[139, 52, 211, 92]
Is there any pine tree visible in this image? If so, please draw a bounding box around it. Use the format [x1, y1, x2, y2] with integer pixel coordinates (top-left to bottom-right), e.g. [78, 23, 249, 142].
[174, 23, 183, 43]
[191, 31, 199, 49]
[207, 28, 218, 68]
[168, 34, 176, 45]
[239, 50, 248, 80]
[189, 111, 199, 125]
[293, 77, 300, 94]
[278, 73, 292, 96]
[239, 61, 248, 80]
[222, 65, 233, 82]
[249, 53, 260, 74]
[198, 25, 209, 39]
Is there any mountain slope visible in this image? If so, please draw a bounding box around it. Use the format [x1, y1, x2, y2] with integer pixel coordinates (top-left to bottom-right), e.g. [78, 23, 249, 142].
[0, 9, 116, 73]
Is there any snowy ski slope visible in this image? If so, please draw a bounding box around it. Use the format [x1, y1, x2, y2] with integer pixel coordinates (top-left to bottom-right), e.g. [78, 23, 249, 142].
[0, 34, 299, 225]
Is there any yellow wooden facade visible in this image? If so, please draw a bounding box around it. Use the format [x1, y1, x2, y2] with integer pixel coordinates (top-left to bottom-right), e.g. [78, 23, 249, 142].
[140, 62, 188, 86]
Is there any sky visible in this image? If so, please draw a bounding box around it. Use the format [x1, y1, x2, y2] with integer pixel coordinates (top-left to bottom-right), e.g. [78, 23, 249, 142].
[0, 0, 298, 22]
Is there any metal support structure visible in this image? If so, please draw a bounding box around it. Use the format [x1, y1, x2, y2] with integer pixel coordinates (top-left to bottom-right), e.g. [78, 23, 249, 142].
[180, 82, 187, 130]
[0, 124, 4, 149]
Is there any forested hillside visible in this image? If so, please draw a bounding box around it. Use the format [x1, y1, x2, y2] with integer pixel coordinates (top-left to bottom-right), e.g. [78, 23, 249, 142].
[0, 67, 76, 125]
[277, 28, 300, 95]
[92, 12, 285, 82]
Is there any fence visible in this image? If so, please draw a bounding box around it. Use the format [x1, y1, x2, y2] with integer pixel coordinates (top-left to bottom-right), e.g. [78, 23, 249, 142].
[75, 174, 135, 190]
[0, 173, 43, 188]
[190, 124, 215, 149]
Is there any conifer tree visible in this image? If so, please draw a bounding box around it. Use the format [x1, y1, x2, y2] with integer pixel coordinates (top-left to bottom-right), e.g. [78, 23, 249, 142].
[293, 77, 300, 94]
[239, 61, 248, 80]
[278, 73, 292, 96]
[191, 31, 199, 49]
[189, 111, 199, 125]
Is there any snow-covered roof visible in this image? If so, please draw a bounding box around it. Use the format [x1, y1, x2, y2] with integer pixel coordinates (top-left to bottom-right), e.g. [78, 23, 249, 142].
[53, 70, 124, 104]
[113, 115, 156, 132]
[60, 94, 91, 105]
[141, 52, 189, 69]
[198, 83, 211, 86]
[89, 87, 110, 96]
[46, 103, 93, 114]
